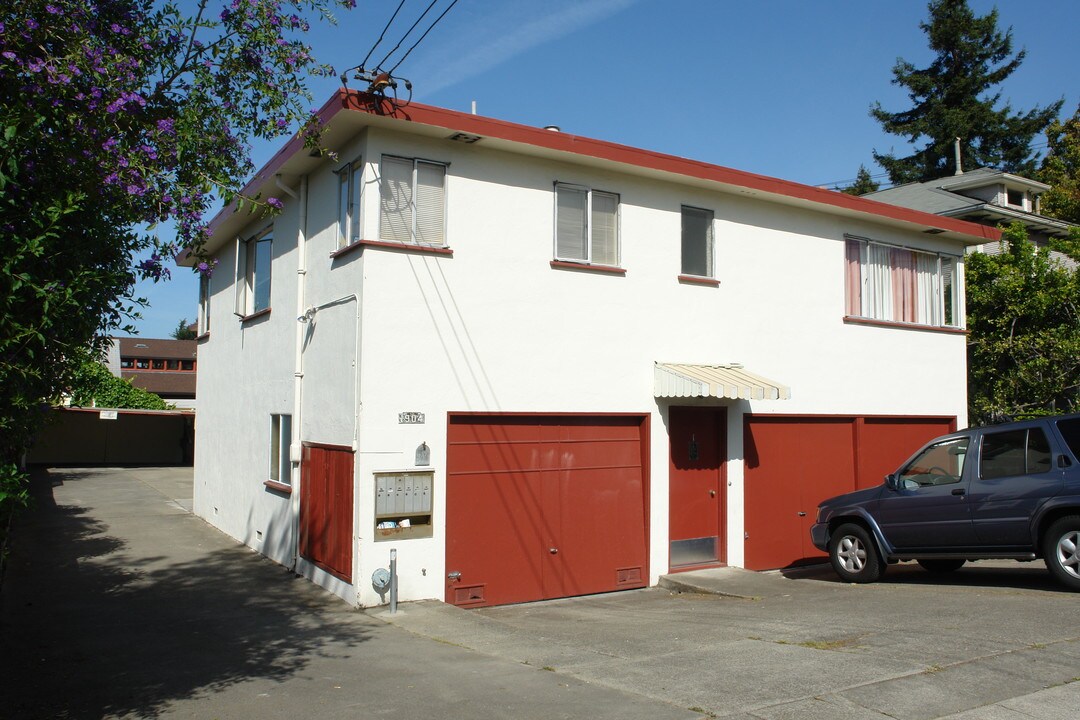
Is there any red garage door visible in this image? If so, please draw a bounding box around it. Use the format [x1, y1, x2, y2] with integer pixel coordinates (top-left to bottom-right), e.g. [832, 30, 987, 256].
[744, 415, 955, 570]
[446, 415, 649, 608]
[299, 443, 354, 582]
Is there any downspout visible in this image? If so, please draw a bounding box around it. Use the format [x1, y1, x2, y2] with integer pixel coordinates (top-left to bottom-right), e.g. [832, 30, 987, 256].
[290, 175, 309, 571]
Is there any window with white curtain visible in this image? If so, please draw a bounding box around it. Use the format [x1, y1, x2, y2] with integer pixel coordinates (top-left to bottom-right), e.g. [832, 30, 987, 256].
[555, 183, 619, 266]
[337, 157, 363, 248]
[845, 236, 960, 327]
[379, 156, 446, 246]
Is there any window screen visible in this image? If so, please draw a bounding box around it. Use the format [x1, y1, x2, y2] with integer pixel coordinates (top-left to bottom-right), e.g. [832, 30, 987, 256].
[681, 206, 713, 277]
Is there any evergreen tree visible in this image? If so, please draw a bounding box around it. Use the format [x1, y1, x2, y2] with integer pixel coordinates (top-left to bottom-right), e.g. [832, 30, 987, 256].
[870, 0, 1062, 185]
[171, 319, 197, 341]
[839, 165, 880, 196]
[1037, 105, 1080, 224]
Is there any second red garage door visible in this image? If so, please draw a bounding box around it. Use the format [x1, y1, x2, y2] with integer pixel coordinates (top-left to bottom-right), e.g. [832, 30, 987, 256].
[743, 415, 955, 570]
[445, 414, 649, 608]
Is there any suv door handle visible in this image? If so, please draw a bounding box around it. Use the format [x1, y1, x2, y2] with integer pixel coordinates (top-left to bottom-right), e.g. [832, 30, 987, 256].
[951, 488, 966, 496]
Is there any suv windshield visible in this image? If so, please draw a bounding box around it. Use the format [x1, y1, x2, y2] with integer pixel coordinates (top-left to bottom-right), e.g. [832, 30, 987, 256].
[898, 437, 968, 488]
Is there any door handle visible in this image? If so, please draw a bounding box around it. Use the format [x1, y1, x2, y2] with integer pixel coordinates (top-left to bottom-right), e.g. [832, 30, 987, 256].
[709, 489, 717, 497]
[797, 511, 807, 517]
[951, 488, 966, 496]
[549, 547, 558, 554]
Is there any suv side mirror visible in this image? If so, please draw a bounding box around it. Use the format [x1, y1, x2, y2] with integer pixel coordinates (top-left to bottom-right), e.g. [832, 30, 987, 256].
[884, 473, 897, 490]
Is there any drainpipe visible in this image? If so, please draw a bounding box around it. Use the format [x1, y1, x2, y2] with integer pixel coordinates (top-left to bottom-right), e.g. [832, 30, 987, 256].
[290, 175, 309, 571]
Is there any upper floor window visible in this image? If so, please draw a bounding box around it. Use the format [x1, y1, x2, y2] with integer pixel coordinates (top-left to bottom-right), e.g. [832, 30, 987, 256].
[120, 358, 134, 369]
[1005, 188, 1028, 211]
[379, 156, 446, 246]
[681, 206, 714, 278]
[555, 183, 619, 266]
[337, 157, 363, 248]
[198, 274, 211, 335]
[845, 237, 960, 328]
[235, 228, 272, 317]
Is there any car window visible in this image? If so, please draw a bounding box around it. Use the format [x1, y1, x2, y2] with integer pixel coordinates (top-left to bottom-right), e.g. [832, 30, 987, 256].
[980, 427, 1051, 479]
[899, 437, 968, 487]
[1055, 418, 1080, 458]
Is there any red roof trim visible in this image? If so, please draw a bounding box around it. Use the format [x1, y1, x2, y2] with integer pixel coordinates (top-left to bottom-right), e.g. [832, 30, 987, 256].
[204, 89, 1001, 246]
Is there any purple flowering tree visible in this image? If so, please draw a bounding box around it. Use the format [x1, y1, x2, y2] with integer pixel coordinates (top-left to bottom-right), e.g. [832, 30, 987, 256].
[0, 0, 353, 491]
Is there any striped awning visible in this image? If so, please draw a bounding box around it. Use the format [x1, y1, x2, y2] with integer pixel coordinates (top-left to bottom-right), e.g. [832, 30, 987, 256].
[654, 362, 791, 401]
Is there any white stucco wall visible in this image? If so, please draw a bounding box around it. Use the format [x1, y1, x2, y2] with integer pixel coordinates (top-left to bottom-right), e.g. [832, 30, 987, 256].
[194, 123, 970, 607]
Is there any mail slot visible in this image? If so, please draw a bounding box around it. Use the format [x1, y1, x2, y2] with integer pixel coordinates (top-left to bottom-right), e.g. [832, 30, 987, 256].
[374, 471, 434, 541]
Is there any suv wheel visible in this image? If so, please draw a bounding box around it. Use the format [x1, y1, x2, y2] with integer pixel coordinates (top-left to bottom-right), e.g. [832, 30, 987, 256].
[829, 523, 883, 583]
[917, 559, 966, 573]
[1043, 516, 1080, 591]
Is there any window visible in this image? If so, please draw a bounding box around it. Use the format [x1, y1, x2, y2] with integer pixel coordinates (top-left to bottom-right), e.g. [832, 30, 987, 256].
[235, 229, 272, 316]
[135, 359, 150, 369]
[555, 183, 619, 266]
[198, 274, 211, 335]
[899, 437, 968, 487]
[337, 157, 363, 248]
[120, 358, 134, 369]
[681, 206, 714, 278]
[1056, 418, 1080, 458]
[180, 360, 195, 371]
[269, 414, 292, 485]
[166, 360, 179, 370]
[152, 360, 165, 370]
[1006, 188, 1026, 209]
[845, 237, 960, 327]
[379, 156, 446, 246]
[980, 428, 1052, 480]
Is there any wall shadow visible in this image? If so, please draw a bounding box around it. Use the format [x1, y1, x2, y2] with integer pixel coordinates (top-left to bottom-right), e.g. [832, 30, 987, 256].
[1, 468, 372, 719]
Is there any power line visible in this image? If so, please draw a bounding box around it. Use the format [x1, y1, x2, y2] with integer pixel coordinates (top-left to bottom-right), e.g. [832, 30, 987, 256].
[374, 0, 441, 72]
[359, 0, 408, 71]
[388, 0, 460, 74]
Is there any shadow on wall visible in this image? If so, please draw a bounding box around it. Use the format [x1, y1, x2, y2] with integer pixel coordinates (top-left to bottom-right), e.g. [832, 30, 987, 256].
[1, 468, 371, 719]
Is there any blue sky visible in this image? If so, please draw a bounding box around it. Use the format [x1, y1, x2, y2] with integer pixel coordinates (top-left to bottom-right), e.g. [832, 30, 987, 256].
[132, 0, 1079, 338]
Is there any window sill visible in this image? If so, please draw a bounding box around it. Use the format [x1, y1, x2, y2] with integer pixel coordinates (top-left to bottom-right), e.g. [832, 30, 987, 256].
[239, 308, 271, 324]
[346, 239, 454, 257]
[195, 332, 210, 343]
[330, 240, 365, 260]
[263, 479, 292, 495]
[678, 274, 720, 287]
[550, 260, 626, 275]
[843, 316, 967, 334]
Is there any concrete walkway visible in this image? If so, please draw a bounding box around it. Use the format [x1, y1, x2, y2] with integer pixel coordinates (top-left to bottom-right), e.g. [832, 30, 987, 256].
[4, 466, 1080, 719]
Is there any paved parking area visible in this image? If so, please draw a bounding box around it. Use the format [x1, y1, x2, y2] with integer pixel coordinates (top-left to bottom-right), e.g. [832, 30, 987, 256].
[3, 466, 1079, 719]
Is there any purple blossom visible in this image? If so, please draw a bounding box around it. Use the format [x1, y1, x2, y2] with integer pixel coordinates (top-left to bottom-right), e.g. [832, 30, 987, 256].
[267, 197, 283, 209]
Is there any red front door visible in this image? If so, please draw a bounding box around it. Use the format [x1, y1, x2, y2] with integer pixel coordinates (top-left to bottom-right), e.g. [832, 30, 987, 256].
[668, 407, 726, 567]
[299, 443, 354, 582]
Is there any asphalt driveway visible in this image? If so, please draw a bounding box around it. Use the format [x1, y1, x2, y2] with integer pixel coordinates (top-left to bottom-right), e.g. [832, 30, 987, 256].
[3, 466, 1079, 719]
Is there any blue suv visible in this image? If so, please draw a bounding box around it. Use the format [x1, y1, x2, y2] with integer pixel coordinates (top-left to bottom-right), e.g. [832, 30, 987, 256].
[810, 414, 1080, 589]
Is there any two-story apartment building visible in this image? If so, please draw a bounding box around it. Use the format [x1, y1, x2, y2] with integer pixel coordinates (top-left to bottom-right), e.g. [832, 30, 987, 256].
[185, 90, 998, 608]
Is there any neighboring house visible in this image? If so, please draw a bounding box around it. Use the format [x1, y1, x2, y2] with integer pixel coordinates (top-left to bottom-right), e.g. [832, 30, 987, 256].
[865, 167, 1078, 265]
[114, 337, 198, 410]
[184, 90, 998, 609]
